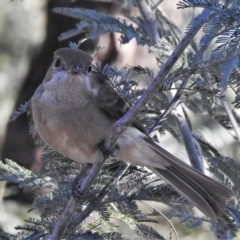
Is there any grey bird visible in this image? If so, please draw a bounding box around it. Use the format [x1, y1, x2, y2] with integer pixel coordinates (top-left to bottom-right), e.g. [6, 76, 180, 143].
[31, 47, 234, 221]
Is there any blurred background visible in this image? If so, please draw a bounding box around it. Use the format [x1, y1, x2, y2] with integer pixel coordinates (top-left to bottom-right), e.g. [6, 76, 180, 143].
[0, 0, 239, 239]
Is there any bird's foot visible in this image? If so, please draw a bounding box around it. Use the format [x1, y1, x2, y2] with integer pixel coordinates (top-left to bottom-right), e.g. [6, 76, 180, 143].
[72, 176, 85, 199]
[98, 140, 119, 158]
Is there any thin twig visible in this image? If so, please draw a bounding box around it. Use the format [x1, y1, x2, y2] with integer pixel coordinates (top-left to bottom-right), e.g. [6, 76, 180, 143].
[135, 0, 159, 45]
[151, 0, 163, 11]
[141, 201, 179, 240]
[69, 162, 125, 228]
[161, 79, 204, 173]
[174, 108, 204, 173]
[149, 75, 191, 136]
[78, 152, 108, 194]
[47, 197, 78, 240]
[154, 6, 181, 42]
[221, 97, 240, 145]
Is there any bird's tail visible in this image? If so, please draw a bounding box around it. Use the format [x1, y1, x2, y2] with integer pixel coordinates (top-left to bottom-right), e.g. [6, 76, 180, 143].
[145, 139, 234, 221]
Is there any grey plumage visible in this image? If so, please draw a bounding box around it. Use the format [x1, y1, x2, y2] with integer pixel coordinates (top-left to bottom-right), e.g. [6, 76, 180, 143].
[31, 48, 234, 221]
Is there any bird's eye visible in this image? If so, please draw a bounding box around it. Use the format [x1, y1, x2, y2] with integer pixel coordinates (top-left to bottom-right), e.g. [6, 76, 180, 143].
[88, 66, 92, 73]
[54, 58, 61, 68]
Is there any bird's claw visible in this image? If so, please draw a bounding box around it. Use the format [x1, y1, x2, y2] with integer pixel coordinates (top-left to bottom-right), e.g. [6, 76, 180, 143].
[98, 140, 119, 157]
[72, 175, 85, 199]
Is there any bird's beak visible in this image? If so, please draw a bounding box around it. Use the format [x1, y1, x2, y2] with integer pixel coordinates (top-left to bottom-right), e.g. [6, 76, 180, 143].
[67, 66, 80, 75]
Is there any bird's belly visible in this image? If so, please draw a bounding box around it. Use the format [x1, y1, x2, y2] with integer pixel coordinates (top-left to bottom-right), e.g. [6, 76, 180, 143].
[37, 122, 100, 164]
[32, 99, 112, 163]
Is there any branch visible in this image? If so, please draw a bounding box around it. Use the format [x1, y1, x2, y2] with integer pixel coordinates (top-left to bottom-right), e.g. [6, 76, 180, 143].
[135, 0, 159, 45]
[149, 75, 191, 136]
[48, 162, 126, 239]
[117, 9, 218, 129]
[69, 162, 125, 229]
[160, 79, 204, 173]
[47, 197, 78, 240]
[141, 201, 179, 240]
[220, 97, 240, 146]
[175, 108, 204, 173]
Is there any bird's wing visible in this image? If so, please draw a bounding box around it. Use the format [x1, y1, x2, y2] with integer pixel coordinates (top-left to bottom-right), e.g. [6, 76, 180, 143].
[144, 137, 234, 200]
[89, 69, 234, 221]
[89, 70, 150, 136]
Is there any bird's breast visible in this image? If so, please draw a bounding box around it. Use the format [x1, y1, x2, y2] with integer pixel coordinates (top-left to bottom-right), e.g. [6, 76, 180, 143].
[31, 88, 114, 163]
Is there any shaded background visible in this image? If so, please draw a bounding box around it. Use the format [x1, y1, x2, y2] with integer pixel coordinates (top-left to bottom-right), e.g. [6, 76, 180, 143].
[0, 0, 239, 239]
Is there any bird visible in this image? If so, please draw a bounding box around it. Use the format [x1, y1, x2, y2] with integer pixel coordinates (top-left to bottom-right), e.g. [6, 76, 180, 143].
[30, 47, 234, 221]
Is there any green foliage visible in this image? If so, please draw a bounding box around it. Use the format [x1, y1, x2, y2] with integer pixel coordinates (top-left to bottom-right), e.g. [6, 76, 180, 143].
[135, 224, 165, 240]
[9, 102, 30, 122]
[52, 7, 150, 45]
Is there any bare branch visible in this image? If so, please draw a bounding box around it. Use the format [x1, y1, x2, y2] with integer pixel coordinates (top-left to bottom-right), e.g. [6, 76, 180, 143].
[141, 201, 180, 240]
[135, 0, 159, 45]
[221, 97, 240, 146]
[175, 108, 204, 173]
[47, 197, 78, 240]
[149, 75, 191, 136]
